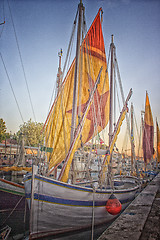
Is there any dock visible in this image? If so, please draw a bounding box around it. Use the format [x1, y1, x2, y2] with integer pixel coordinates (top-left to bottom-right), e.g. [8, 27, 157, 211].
[98, 172, 160, 240]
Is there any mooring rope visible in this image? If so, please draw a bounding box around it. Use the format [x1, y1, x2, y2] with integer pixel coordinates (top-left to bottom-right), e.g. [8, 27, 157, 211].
[2, 196, 24, 226]
[91, 186, 95, 240]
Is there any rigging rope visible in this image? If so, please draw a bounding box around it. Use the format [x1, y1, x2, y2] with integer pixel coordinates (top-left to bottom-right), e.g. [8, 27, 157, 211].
[2, 195, 24, 226]
[0, 3, 42, 158]
[0, 0, 5, 38]
[82, 12, 105, 145]
[0, 52, 24, 123]
[0, 52, 39, 156]
[79, 9, 106, 179]
[114, 51, 136, 164]
[91, 186, 95, 240]
[133, 106, 141, 156]
[7, 0, 36, 122]
[44, 8, 78, 166]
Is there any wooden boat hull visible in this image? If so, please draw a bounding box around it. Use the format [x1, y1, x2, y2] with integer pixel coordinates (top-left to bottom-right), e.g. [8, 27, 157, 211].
[24, 174, 139, 239]
[0, 178, 29, 237]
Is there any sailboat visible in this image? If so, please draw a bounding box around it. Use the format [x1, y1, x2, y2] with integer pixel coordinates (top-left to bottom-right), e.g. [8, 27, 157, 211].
[142, 91, 158, 177]
[0, 134, 31, 237]
[142, 92, 154, 166]
[24, 1, 140, 239]
[140, 91, 160, 182]
[0, 177, 29, 237]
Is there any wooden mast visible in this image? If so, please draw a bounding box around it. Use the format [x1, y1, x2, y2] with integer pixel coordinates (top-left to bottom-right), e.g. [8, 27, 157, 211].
[156, 118, 159, 170]
[109, 34, 114, 146]
[70, 0, 84, 183]
[131, 102, 134, 173]
[108, 35, 115, 186]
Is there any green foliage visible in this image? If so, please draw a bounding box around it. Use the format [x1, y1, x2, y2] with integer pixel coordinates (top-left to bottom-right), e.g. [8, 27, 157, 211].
[18, 119, 44, 147]
[0, 118, 7, 142]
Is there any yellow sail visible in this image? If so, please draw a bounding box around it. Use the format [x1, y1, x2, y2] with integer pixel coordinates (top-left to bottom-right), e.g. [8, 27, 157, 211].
[44, 9, 109, 177]
[157, 120, 160, 163]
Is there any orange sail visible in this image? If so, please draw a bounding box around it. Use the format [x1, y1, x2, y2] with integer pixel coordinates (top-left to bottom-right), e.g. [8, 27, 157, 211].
[157, 120, 160, 163]
[44, 9, 109, 178]
[143, 92, 154, 163]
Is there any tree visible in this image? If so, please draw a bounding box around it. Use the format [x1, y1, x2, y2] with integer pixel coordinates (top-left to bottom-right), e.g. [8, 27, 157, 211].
[18, 119, 44, 147]
[0, 118, 7, 142]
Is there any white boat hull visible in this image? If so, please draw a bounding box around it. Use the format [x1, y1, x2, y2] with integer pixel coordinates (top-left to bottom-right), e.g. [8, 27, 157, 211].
[24, 173, 139, 239]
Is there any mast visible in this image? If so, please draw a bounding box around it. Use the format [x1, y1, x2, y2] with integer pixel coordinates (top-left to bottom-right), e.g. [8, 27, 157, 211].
[131, 102, 134, 173]
[156, 118, 160, 170]
[56, 50, 62, 177]
[156, 118, 158, 169]
[56, 49, 63, 94]
[70, 1, 83, 143]
[141, 110, 145, 171]
[109, 36, 114, 154]
[109, 35, 115, 146]
[70, 0, 84, 183]
[108, 35, 115, 187]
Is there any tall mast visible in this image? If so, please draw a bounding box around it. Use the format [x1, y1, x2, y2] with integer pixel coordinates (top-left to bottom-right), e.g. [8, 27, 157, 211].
[70, 1, 84, 183]
[156, 118, 159, 170]
[108, 35, 115, 187]
[131, 102, 134, 173]
[109, 35, 115, 146]
[70, 1, 83, 143]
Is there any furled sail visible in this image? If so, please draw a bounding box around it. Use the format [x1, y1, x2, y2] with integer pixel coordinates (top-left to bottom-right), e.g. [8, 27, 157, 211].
[99, 88, 132, 184]
[143, 92, 154, 164]
[100, 109, 127, 183]
[44, 9, 109, 174]
[156, 120, 160, 163]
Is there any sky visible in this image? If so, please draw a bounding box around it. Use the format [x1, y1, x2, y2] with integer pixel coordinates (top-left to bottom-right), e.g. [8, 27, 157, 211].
[0, 0, 160, 152]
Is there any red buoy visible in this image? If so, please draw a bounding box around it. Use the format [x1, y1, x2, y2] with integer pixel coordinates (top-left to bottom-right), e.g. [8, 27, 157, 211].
[106, 194, 122, 215]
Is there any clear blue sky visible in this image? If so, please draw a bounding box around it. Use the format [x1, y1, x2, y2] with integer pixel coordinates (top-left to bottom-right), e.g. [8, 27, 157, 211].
[0, 0, 160, 139]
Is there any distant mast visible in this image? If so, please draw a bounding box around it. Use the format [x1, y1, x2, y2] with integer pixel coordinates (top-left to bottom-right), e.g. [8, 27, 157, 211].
[131, 102, 134, 173]
[56, 49, 63, 94]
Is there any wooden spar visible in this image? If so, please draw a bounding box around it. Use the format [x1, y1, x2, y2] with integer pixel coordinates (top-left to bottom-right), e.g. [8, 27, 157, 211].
[108, 35, 115, 186]
[70, 1, 83, 143]
[99, 88, 132, 184]
[70, 1, 84, 184]
[30, 165, 38, 236]
[109, 34, 114, 146]
[130, 103, 138, 175]
[131, 102, 134, 173]
[141, 110, 146, 171]
[54, 67, 103, 179]
[110, 88, 132, 148]
[56, 49, 63, 94]
[156, 118, 159, 169]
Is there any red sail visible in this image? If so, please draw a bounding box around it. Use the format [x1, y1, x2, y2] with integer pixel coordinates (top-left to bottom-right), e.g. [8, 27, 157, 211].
[143, 92, 154, 163]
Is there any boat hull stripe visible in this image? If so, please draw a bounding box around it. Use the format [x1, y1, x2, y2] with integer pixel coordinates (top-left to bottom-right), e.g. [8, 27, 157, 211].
[25, 193, 134, 207]
[24, 175, 139, 194]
